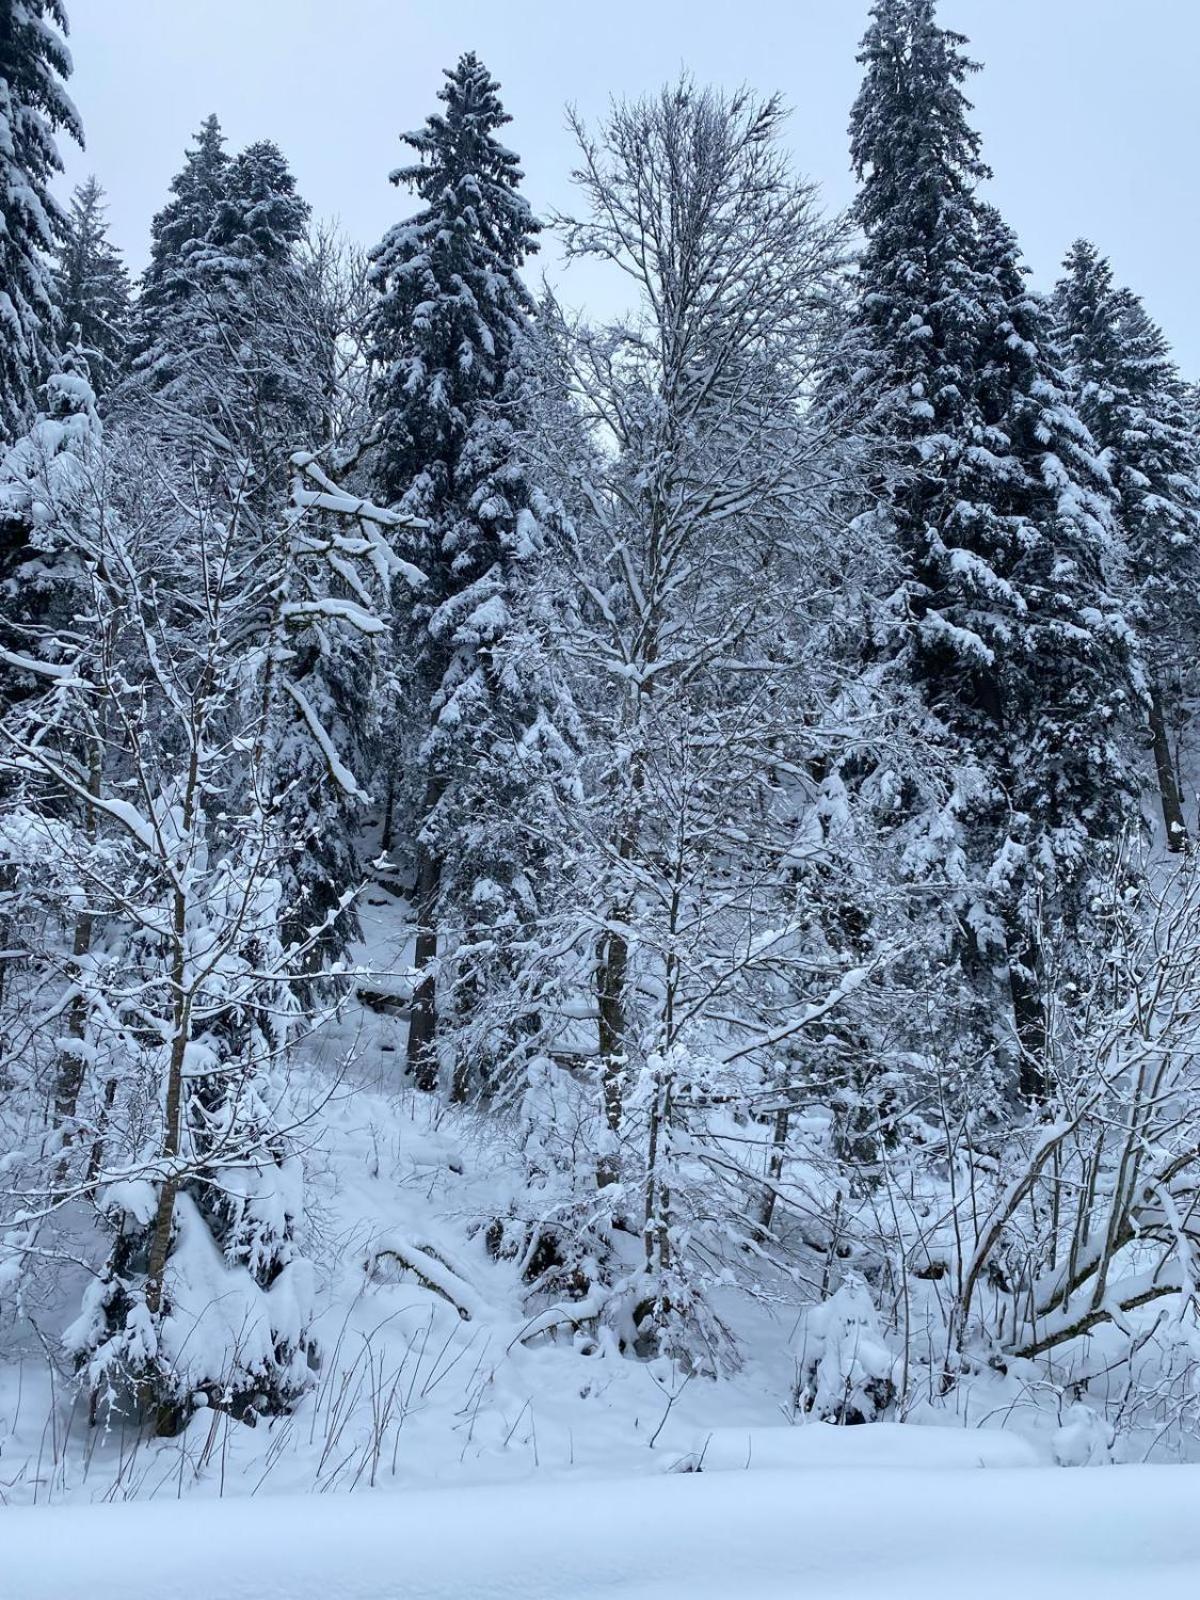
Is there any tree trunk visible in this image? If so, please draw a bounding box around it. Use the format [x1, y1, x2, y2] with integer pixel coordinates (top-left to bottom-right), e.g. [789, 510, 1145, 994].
[145, 893, 191, 1322]
[1149, 680, 1189, 851]
[54, 737, 103, 1179]
[380, 772, 396, 858]
[595, 919, 629, 1188]
[406, 839, 442, 1092]
[643, 1063, 673, 1268]
[757, 1104, 790, 1234]
[86, 1077, 118, 1184]
[52, 908, 95, 1181]
[594, 731, 649, 1192]
[1010, 940, 1048, 1101]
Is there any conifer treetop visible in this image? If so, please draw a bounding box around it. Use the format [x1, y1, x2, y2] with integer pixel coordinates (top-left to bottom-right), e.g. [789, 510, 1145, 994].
[1053, 238, 1200, 656]
[851, 0, 989, 224]
[144, 114, 229, 290]
[55, 175, 131, 391]
[847, 0, 996, 442]
[0, 0, 83, 438]
[212, 140, 311, 263]
[392, 51, 538, 269]
[367, 53, 540, 507]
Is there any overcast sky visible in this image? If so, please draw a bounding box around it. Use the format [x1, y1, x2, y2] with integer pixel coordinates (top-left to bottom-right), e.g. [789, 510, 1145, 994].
[61, 1, 1200, 373]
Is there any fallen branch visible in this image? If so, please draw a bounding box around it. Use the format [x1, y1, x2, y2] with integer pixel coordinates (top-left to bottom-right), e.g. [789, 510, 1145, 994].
[508, 1291, 609, 1352]
[1011, 1262, 1183, 1360]
[365, 1235, 485, 1322]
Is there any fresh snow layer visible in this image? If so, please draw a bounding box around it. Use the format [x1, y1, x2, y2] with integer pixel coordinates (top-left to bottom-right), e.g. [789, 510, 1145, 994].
[665, 1419, 1039, 1471]
[6, 1459, 1200, 1600]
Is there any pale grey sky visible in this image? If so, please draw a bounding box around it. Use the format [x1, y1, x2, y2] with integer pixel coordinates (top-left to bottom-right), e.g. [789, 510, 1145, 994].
[61, 1, 1200, 372]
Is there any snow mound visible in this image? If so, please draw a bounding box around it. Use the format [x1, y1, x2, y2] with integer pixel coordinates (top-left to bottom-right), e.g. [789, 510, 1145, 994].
[665, 1420, 1039, 1473]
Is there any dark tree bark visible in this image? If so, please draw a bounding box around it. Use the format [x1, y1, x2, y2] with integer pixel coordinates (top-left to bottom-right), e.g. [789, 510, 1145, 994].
[595, 918, 629, 1189]
[1149, 680, 1189, 851]
[1010, 939, 1048, 1101]
[406, 838, 442, 1092]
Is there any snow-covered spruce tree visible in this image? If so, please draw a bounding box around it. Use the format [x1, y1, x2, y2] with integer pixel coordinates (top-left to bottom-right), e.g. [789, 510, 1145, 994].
[0, 0, 82, 442]
[423, 429, 582, 1102]
[124, 115, 233, 454]
[54, 176, 131, 396]
[1053, 240, 1200, 850]
[0, 343, 99, 686]
[135, 113, 229, 344]
[0, 0, 83, 743]
[129, 129, 367, 975]
[208, 140, 334, 448]
[847, 0, 1142, 1096]
[132, 130, 322, 487]
[367, 53, 579, 1096]
[269, 451, 412, 982]
[205, 141, 360, 967]
[0, 344, 101, 1025]
[0, 350, 108, 1174]
[0, 430, 418, 1431]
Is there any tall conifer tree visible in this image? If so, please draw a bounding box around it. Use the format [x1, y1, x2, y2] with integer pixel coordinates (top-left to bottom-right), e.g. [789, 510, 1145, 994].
[367, 55, 578, 1094]
[847, 0, 1140, 1092]
[132, 128, 366, 973]
[1054, 240, 1200, 849]
[54, 176, 131, 394]
[140, 115, 228, 310]
[134, 125, 318, 470]
[0, 0, 82, 440]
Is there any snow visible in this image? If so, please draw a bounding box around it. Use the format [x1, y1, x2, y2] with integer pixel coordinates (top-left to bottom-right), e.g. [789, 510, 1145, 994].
[7, 25, 1200, 1581]
[283, 679, 372, 802]
[7, 821, 1200, 1600]
[6, 1455, 1200, 1599]
[280, 597, 387, 637]
[0, 645, 79, 681]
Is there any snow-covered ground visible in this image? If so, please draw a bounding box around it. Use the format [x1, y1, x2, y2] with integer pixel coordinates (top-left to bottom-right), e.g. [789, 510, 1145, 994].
[7, 1454, 1200, 1599]
[4, 883, 1197, 1594]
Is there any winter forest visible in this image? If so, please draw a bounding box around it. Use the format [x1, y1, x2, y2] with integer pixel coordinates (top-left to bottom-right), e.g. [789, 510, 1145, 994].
[5, 0, 1200, 1590]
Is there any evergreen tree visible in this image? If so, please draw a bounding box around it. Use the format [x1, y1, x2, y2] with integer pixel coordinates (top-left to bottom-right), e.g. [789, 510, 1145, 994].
[132, 129, 366, 975]
[211, 143, 360, 968]
[1053, 240, 1200, 849]
[0, 0, 82, 441]
[366, 53, 538, 507]
[128, 114, 229, 414]
[214, 139, 309, 261]
[0, 341, 99, 697]
[139, 114, 228, 315]
[134, 126, 319, 468]
[367, 54, 578, 1094]
[847, 0, 1141, 1093]
[270, 503, 380, 981]
[54, 177, 131, 395]
[0, 345, 102, 1042]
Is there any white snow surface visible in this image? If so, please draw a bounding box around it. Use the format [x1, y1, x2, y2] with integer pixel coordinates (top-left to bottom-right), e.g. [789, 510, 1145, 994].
[6, 1456, 1200, 1599]
[4, 879, 1199, 1596]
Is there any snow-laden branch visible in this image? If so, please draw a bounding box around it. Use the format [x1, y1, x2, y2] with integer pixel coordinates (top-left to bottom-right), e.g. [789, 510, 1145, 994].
[282, 679, 371, 803]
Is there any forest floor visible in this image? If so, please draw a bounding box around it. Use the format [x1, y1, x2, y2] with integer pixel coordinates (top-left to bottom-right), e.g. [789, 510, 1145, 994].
[7, 1455, 1200, 1598]
[3, 881, 1199, 1592]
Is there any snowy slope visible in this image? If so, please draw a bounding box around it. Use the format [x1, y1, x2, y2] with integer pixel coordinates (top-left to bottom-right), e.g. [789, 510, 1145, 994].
[7, 1459, 1200, 1600]
[0, 930, 1159, 1505]
[3, 877, 1199, 1597]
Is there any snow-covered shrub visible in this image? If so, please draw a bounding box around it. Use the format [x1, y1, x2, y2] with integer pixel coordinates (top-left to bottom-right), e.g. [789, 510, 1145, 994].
[1053, 1403, 1116, 1468]
[795, 1282, 895, 1424]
